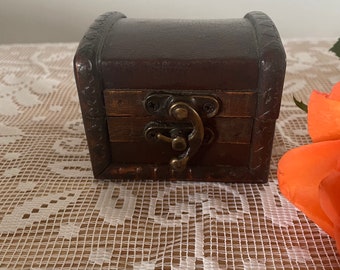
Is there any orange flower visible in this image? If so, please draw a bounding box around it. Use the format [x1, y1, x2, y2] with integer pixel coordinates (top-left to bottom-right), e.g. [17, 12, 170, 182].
[278, 81, 340, 254]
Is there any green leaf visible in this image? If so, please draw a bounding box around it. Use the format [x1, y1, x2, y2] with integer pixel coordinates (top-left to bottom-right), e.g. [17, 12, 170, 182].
[293, 96, 308, 113]
[330, 38, 340, 58]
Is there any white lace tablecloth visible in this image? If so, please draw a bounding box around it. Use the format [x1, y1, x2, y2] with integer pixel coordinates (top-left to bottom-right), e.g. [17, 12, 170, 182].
[0, 40, 340, 269]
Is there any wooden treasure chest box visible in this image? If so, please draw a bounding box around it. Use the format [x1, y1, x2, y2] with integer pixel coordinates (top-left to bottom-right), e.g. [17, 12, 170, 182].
[73, 11, 286, 183]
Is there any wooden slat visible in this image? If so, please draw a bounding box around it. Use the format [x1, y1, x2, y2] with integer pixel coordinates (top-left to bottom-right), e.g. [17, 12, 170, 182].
[210, 118, 253, 144]
[110, 142, 250, 166]
[107, 117, 149, 142]
[107, 117, 252, 144]
[104, 89, 257, 117]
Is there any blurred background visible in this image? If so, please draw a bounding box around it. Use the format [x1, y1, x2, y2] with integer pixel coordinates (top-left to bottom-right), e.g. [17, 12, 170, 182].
[1, 0, 340, 44]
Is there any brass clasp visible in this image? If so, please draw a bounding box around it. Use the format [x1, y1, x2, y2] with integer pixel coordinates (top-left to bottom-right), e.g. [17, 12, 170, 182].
[144, 93, 219, 172]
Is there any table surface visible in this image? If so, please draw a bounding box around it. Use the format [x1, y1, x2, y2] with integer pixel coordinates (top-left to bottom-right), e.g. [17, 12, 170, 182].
[0, 40, 340, 269]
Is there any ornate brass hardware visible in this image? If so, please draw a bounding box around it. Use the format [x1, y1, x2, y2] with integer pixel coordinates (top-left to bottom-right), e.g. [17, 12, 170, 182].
[156, 132, 188, 151]
[144, 93, 220, 118]
[144, 93, 219, 172]
[168, 101, 204, 171]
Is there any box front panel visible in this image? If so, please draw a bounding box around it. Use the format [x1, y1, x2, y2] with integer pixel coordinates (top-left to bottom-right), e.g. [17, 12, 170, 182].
[104, 89, 255, 172]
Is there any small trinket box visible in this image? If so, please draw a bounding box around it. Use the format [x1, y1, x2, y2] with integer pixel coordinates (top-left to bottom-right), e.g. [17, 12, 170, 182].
[74, 11, 286, 182]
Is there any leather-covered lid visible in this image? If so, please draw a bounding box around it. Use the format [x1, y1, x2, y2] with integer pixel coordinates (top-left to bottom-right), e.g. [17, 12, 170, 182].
[101, 18, 259, 90]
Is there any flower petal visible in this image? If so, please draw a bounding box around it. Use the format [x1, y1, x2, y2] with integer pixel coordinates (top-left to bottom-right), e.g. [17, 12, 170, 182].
[319, 170, 340, 253]
[329, 81, 340, 100]
[278, 140, 340, 237]
[308, 90, 340, 142]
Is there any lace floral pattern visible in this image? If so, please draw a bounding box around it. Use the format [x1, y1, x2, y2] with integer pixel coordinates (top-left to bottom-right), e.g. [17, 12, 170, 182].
[0, 41, 339, 269]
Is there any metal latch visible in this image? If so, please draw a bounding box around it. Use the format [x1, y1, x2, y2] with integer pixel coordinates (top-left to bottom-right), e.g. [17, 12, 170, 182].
[143, 93, 219, 172]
